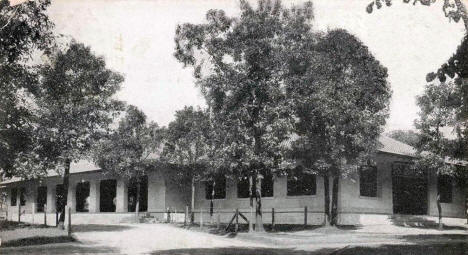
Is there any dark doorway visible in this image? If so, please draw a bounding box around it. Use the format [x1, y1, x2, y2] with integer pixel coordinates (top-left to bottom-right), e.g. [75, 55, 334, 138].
[128, 176, 148, 212]
[56, 184, 65, 211]
[37, 186, 47, 212]
[100, 179, 117, 212]
[392, 162, 428, 215]
[76, 182, 90, 212]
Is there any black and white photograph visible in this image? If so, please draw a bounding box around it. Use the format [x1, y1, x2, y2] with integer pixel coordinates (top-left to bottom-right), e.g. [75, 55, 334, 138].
[0, 0, 467, 254]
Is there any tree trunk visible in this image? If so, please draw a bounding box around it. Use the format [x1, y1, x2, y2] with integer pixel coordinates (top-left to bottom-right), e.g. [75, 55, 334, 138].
[135, 180, 141, 223]
[248, 175, 254, 232]
[323, 174, 331, 225]
[191, 176, 195, 224]
[255, 173, 264, 232]
[331, 175, 339, 226]
[58, 158, 71, 227]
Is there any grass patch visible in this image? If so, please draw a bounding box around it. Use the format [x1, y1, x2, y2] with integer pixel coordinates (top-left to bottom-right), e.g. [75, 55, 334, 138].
[1, 235, 75, 248]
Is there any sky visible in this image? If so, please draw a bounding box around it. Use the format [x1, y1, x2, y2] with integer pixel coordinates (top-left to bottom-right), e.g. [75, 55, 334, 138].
[47, 0, 466, 131]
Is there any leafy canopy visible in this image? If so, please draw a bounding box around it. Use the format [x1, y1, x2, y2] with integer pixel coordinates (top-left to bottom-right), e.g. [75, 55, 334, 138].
[94, 105, 163, 181]
[174, 0, 315, 176]
[289, 29, 391, 175]
[30, 41, 124, 175]
[0, 0, 55, 177]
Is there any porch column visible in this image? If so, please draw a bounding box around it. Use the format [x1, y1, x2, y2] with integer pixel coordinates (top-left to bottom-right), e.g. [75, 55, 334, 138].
[116, 180, 128, 212]
[89, 180, 100, 213]
[46, 184, 56, 213]
[67, 182, 76, 212]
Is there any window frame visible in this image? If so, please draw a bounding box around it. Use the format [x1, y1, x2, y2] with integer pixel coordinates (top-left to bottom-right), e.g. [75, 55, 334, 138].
[205, 176, 226, 200]
[36, 186, 47, 212]
[287, 172, 317, 197]
[11, 188, 17, 206]
[359, 165, 378, 198]
[19, 187, 26, 206]
[438, 174, 453, 203]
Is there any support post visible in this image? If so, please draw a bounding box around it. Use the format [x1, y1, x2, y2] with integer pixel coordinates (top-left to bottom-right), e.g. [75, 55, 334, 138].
[217, 212, 220, 230]
[185, 205, 188, 226]
[44, 204, 47, 226]
[17, 201, 20, 223]
[272, 208, 275, 231]
[200, 208, 203, 228]
[304, 206, 308, 228]
[56, 211, 59, 227]
[32, 203, 35, 225]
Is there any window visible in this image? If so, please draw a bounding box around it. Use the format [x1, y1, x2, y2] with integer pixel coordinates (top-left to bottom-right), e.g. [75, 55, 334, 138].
[438, 175, 452, 203]
[11, 188, 17, 206]
[287, 173, 316, 196]
[237, 172, 274, 198]
[205, 176, 226, 200]
[37, 186, 47, 212]
[100, 179, 117, 212]
[128, 176, 148, 212]
[360, 166, 378, 197]
[19, 187, 26, 206]
[56, 184, 65, 211]
[76, 182, 90, 212]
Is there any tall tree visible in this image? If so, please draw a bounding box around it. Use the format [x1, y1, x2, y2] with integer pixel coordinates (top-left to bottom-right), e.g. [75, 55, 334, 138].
[174, 0, 313, 231]
[288, 29, 391, 225]
[93, 105, 162, 220]
[0, 0, 54, 178]
[36, 41, 124, 226]
[161, 106, 215, 224]
[415, 81, 465, 229]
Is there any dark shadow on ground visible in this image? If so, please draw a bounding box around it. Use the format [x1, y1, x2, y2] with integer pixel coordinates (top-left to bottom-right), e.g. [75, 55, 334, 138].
[71, 224, 134, 233]
[0, 221, 50, 231]
[390, 216, 467, 230]
[397, 234, 468, 243]
[149, 247, 336, 255]
[336, 242, 468, 255]
[1, 236, 75, 247]
[148, 242, 468, 255]
[0, 243, 119, 254]
[184, 223, 330, 235]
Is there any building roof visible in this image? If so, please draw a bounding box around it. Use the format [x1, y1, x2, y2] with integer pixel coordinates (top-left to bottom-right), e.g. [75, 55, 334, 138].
[1, 135, 463, 186]
[377, 135, 417, 157]
[0, 160, 99, 185]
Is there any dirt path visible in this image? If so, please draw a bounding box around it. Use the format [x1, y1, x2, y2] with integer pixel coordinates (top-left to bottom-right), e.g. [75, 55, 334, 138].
[72, 223, 265, 254]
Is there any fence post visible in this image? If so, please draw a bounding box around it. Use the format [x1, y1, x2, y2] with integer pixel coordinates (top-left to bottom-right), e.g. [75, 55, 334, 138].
[44, 204, 47, 226]
[56, 210, 59, 227]
[174, 208, 177, 223]
[32, 203, 35, 225]
[67, 206, 71, 236]
[235, 208, 239, 233]
[217, 212, 220, 229]
[272, 208, 275, 231]
[304, 206, 308, 228]
[200, 208, 203, 228]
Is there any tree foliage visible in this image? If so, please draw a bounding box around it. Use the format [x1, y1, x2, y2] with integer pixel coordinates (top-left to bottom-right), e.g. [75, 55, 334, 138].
[0, 0, 55, 177]
[161, 106, 215, 183]
[366, 0, 468, 30]
[94, 105, 163, 181]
